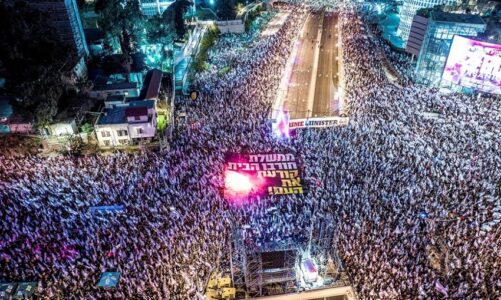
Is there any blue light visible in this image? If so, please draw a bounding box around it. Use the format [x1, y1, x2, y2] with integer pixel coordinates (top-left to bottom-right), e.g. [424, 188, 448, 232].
[209, 0, 214, 5]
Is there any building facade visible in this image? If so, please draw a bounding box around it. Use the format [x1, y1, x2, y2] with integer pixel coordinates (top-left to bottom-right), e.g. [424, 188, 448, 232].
[414, 12, 486, 86]
[22, 0, 89, 57]
[94, 100, 157, 147]
[398, 0, 456, 47]
[139, 0, 175, 17]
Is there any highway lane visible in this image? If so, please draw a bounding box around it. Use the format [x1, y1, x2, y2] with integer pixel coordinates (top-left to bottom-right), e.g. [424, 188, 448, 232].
[313, 12, 340, 117]
[281, 11, 341, 119]
[282, 12, 321, 119]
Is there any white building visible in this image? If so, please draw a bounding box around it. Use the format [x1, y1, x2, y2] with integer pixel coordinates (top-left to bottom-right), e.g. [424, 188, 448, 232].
[397, 0, 456, 47]
[140, 0, 175, 17]
[94, 100, 157, 147]
[47, 118, 78, 136]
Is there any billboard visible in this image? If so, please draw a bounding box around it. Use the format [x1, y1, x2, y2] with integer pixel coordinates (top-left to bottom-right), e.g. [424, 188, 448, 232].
[224, 153, 304, 201]
[442, 36, 501, 95]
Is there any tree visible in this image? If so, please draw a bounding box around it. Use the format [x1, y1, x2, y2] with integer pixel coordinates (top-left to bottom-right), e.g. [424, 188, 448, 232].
[80, 123, 94, 134]
[193, 25, 219, 72]
[95, 0, 145, 54]
[145, 13, 177, 46]
[164, 0, 192, 40]
[0, 1, 75, 126]
[216, 0, 236, 20]
[118, 54, 133, 82]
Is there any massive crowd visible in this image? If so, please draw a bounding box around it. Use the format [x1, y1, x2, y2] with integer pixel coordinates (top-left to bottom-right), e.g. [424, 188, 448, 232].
[307, 9, 500, 299]
[368, 23, 415, 85]
[0, 2, 500, 300]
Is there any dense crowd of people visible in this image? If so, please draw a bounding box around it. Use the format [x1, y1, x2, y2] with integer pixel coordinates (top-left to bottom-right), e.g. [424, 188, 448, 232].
[327, 9, 499, 299]
[368, 23, 415, 84]
[0, 2, 499, 300]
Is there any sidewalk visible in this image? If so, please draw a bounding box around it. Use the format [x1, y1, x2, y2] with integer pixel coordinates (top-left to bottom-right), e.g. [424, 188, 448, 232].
[174, 26, 207, 94]
[271, 12, 308, 120]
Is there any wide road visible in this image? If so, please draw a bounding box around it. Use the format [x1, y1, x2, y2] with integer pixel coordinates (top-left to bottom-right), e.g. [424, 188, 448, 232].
[313, 12, 340, 117]
[282, 12, 321, 119]
[281, 11, 341, 119]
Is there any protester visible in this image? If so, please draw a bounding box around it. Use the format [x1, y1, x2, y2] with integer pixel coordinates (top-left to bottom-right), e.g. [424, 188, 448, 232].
[0, 3, 499, 300]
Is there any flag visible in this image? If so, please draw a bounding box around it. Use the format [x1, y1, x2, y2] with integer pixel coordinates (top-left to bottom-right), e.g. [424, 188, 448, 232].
[435, 280, 448, 297]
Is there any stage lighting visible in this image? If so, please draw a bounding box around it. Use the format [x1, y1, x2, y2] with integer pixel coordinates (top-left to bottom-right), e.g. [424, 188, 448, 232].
[225, 171, 253, 194]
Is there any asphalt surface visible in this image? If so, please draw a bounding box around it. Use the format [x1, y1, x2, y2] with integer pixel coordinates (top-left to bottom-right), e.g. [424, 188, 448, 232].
[313, 12, 340, 117]
[282, 13, 321, 119]
[282, 12, 340, 119]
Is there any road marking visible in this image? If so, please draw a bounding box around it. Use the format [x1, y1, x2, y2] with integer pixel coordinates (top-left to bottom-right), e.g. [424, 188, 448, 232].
[306, 13, 324, 118]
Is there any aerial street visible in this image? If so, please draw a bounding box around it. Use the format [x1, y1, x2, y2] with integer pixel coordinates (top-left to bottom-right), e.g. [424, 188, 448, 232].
[282, 10, 342, 119]
[0, 0, 499, 299]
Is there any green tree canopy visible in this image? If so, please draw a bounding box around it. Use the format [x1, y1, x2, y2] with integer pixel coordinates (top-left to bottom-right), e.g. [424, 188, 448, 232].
[145, 11, 177, 46]
[164, 0, 192, 40]
[95, 0, 145, 54]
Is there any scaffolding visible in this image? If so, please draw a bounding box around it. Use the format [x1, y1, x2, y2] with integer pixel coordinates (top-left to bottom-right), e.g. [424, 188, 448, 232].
[230, 213, 348, 298]
[230, 229, 246, 288]
[245, 248, 263, 297]
[231, 227, 300, 298]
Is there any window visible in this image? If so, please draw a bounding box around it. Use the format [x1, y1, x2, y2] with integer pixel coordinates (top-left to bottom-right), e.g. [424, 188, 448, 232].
[136, 128, 144, 134]
[101, 131, 111, 138]
[103, 140, 111, 147]
[118, 139, 128, 145]
[117, 129, 128, 137]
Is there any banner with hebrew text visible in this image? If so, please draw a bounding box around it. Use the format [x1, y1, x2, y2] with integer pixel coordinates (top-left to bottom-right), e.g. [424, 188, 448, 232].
[224, 153, 304, 199]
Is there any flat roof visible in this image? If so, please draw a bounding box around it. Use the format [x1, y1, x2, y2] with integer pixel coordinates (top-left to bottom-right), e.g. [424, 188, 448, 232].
[105, 94, 126, 102]
[128, 100, 155, 109]
[97, 107, 127, 125]
[93, 82, 137, 92]
[431, 11, 485, 25]
[97, 100, 155, 125]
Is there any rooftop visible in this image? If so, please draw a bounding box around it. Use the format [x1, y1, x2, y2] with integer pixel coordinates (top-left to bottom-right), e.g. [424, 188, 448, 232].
[92, 82, 138, 92]
[106, 94, 127, 103]
[128, 100, 155, 109]
[431, 11, 485, 25]
[125, 106, 148, 118]
[139, 69, 162, 100]
[97, 100, 155, 125]
[97, 107, 127, 125]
